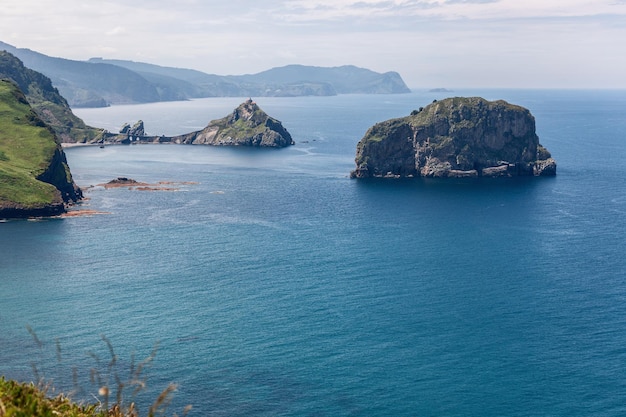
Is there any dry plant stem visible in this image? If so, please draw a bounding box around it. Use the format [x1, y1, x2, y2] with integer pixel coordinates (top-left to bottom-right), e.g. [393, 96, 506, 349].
[17, 326, 191, 416]
[148, 384, 177, 417]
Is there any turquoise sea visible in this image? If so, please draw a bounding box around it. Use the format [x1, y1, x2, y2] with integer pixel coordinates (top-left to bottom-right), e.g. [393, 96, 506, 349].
[2, 89, 626, 416]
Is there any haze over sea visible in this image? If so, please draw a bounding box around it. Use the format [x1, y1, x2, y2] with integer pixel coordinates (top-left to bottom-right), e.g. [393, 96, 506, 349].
[2, 89, 626, 416]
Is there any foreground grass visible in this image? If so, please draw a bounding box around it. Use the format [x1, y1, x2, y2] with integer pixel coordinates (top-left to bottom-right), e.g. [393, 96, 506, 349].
[1, 331, 191, 417]
[0, 377, 109, 417]
[0, 377, 185, 417]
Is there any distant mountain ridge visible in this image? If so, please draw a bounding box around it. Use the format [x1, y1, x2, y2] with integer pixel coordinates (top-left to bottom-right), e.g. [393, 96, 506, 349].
[0, 41, 411, 108]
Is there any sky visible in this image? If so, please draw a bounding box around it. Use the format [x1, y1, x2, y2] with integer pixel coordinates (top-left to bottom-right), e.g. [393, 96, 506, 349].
[1, 0, 626, 88]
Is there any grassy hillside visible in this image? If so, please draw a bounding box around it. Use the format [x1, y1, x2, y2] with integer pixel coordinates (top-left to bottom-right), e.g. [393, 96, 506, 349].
[0, 51, 104, 143]
[0, 42, 162, 107]
[0, 80, 60, 204]
[0, 79, 81, 216]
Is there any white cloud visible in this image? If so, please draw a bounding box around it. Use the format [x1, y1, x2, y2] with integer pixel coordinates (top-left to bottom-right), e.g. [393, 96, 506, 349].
[276, 0, 626, 21]
[106, 26, 127, 36]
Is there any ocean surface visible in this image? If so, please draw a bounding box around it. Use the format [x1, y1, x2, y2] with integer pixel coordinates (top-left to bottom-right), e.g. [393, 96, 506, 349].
[2, 89, 626, 416]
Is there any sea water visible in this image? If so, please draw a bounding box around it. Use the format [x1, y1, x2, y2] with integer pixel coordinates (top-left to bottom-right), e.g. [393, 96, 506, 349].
[1, 90, 626, 416]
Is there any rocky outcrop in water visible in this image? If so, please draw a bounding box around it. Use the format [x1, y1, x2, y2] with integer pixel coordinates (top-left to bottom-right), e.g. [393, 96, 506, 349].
[350, 97, 556, 179]
[120, 120, 145, 137]
[176, 99, 293, 147]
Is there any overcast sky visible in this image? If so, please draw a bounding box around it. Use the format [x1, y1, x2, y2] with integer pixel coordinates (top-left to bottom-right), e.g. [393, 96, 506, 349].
[2, 0, 626, 88]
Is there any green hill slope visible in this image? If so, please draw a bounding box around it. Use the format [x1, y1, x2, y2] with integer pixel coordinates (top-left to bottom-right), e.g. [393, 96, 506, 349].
[0, 51, 104, 143]
[0, 41, 162, 107]
[0, 79, 82, 218]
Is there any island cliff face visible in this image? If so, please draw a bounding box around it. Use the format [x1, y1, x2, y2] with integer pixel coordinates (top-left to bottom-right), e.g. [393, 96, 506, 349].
[0, 79, 82, 218]
[350, 97, 557, 179]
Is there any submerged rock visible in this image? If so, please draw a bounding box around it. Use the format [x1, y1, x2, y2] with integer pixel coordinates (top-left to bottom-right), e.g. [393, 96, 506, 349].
[103, 177, 143, 187]
[350, 97, 556, 179]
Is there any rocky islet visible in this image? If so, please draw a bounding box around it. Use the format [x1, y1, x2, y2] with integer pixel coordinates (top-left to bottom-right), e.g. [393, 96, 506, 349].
[351, 97, 557, 179]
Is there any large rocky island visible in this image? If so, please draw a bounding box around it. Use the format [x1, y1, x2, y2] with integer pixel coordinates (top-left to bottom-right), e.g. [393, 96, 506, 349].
[350, 97, 556, 179]
[0, 79, 82, 218]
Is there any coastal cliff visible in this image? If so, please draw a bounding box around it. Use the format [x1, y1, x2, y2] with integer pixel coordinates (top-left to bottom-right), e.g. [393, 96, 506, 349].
[0, 79, 82, 218]
[351, 97, 557, 178]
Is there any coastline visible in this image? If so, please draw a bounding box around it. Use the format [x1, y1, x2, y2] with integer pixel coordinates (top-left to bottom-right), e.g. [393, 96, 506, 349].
[61, 142, 102, 148]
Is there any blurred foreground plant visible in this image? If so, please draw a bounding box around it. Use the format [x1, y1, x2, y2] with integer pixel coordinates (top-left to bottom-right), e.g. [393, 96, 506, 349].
[0, 326, 192, 417]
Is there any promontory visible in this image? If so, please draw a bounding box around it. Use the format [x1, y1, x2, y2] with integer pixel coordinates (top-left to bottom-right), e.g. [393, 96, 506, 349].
[105, 99, 294, 148]
[350, 97, 556, 179]
[0, 79, 82, 218]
